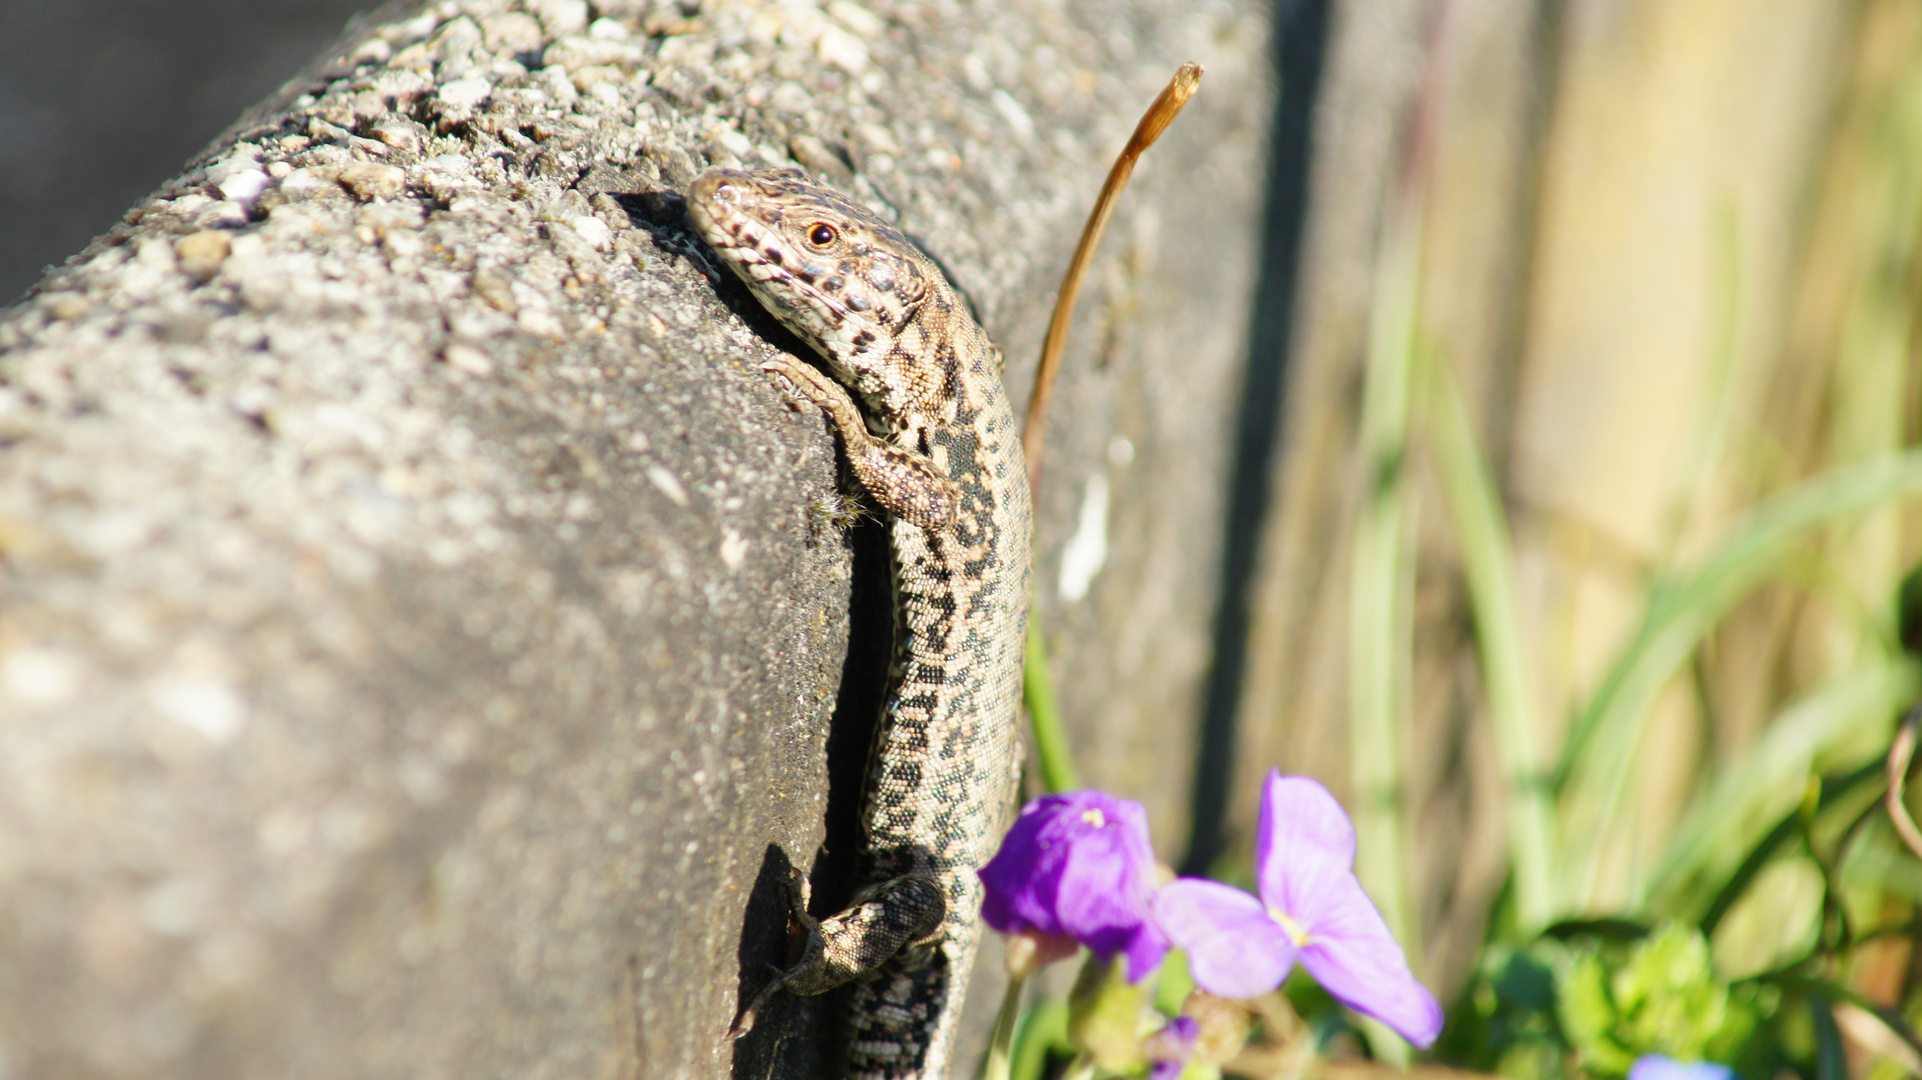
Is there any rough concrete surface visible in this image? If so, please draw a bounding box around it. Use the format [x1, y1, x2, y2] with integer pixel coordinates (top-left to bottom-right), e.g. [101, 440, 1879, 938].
[0, 0, 374, 303]
[0, 0, 1274, 1076]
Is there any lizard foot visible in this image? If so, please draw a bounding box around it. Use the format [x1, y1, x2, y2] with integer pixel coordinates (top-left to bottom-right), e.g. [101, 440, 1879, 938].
[759, 357, 960, 531]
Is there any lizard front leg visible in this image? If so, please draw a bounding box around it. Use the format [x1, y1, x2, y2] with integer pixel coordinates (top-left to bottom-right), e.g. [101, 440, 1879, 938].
[762, 355, 960, 532]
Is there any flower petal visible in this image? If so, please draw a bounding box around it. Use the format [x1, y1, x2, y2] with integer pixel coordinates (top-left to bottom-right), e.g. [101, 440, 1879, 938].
[1119, 916, 1173, 982]
[979, 806, 1066, 935]
[978, 789, 1164, 979]
[1144, 1014, 1201, 1080]
[1154, 879, 1297, 1000]
[1627, 1057, 1737, 1080]
[1296, 875, 1442, 1047]
[1255, 772, 1358, 926]
[1053, 799, 1166, 976]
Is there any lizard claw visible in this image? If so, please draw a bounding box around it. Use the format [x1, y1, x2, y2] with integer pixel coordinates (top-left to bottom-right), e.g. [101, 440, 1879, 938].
[726, 866, 820, 1041]
[728, 960, 801, 1040]
[759, 366, 803, 402]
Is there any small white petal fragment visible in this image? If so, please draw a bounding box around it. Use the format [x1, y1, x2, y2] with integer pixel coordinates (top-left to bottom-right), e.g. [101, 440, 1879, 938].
[1057, 473, 1110, 602]
[991, 90, 1035, 141]
[647, 465, 690, 507]
[151, 676, 247, 743]
[719, 530, 749, 570]
[443, 343, 494, 376]
[517, 307, 564, 338]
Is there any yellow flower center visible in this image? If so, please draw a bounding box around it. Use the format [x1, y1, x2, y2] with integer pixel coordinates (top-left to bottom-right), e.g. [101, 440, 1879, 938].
[1269, 906, 1310, 946]
[1080, 808, 1107, 828]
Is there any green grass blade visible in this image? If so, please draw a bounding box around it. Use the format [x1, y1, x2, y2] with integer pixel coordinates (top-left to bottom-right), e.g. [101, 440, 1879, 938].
[1644, 658, 1920, 918]
[1348, 196, 1422, 979]
[1007, 999, 1069, 1080]
[1424, 355, 1558, 932]
[1558, 450, 1922, 898]
[1698, 759, 1883, 938]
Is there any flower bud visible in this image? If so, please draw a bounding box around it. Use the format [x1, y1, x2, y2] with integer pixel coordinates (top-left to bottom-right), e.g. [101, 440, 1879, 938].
[1067, 953, 1156, 1071]
[1004, 930, 1080, 979]
[1182, 992, 1255, 1066]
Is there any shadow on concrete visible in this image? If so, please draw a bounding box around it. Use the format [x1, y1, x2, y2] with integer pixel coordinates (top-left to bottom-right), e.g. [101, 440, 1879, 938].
[1181, 0, 1333, 876]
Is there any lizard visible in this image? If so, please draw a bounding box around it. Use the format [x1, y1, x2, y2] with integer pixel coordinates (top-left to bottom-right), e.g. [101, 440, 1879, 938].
[687, 166, 1032, 1079]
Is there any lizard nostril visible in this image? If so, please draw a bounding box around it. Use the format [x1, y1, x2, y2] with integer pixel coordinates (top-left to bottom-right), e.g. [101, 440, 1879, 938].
[695, 173, 737, 205]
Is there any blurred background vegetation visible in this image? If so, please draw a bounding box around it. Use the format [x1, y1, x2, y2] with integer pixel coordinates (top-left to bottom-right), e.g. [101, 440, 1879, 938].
[1215, 0, 1922, 1074]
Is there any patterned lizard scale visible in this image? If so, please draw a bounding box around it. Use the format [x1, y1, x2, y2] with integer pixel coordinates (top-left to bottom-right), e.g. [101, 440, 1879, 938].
[688, 167, 1032, 1079]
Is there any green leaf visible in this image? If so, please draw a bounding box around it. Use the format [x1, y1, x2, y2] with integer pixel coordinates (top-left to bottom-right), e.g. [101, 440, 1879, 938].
[1555, 924, 1764, 1076]
[1558, 950, 1633, 1075]
[1646, 658, 1921, 918]
[1697, 760, 1883, 937]
[1424, 354, 1556, 930]
[1557, 450, 1922, 901]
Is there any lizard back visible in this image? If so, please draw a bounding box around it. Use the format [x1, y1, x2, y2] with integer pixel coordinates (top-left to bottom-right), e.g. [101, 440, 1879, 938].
[689, 168, 1031, 1079]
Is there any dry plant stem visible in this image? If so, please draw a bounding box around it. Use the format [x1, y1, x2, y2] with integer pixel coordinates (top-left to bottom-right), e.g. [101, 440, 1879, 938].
[1888, 703, 1922, 860]
[1022, 62, 1203, 495]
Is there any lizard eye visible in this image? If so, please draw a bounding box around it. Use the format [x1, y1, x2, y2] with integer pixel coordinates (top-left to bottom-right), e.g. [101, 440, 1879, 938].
[808, 223, 838, 246]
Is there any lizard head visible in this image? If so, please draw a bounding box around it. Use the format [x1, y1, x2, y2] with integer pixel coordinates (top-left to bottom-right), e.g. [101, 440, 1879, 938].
[688, 167, 932, 394]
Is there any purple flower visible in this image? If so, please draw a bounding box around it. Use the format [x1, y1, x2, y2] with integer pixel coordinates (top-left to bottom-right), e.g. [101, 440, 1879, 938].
[1153, 771, 1443, 1048]
[1145, 1014, 1200, 1080]
[978, 790, 1170, 981]
[1628, 1057, 1737, 1080]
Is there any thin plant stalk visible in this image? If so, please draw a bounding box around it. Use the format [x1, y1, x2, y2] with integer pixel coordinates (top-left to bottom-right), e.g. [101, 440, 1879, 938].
[1887, 703, 1922, 861]
[1424, 354, 1557, 931]
[1018, 63, 1201, 800]
[1001, 68, 1202, 1077]
[1021, 62, 1204, 495]
[1025, 622, 1080, 793]
[1652, 202, 1742, 573]
[1347, 186, 1422, 1023]
[981, 973, 1029, 1080]
[1344, 8, 1454, 1047]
